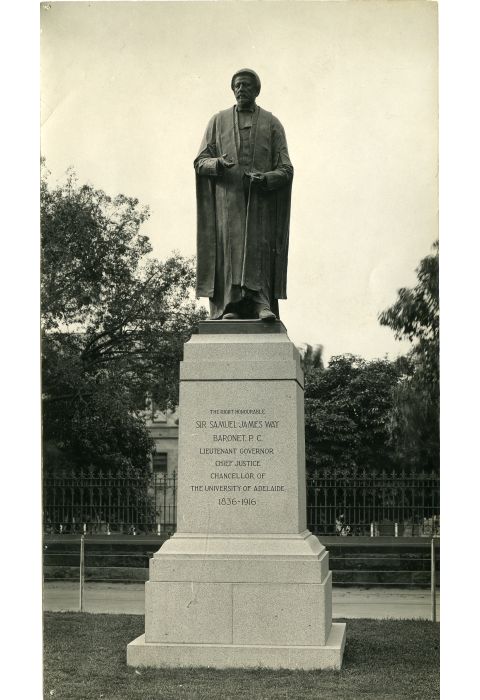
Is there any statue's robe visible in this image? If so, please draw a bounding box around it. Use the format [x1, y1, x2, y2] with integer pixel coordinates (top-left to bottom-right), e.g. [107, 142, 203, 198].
[194, 105, 293, 319]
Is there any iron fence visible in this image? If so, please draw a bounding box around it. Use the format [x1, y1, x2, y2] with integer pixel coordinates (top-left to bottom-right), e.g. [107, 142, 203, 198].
[307, 467, 440, 536]
[43, 468, 177, 535]
[43, 466, 439, 537]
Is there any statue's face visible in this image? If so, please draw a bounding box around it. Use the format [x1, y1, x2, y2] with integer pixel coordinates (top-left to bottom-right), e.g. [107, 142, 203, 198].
[233, 74, 257, 108]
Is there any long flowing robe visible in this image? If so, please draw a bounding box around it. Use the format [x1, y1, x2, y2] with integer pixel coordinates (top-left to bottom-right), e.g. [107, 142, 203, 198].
[194, 105, 293, 319]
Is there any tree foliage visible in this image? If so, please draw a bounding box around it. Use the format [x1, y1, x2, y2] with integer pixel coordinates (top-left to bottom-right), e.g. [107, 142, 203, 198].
[302, 244, 439, 474]
[379, 241, 439, 388]
[41, 166, 207, 474]
[299, 344, 324, 373]
[304, 354, 402, 472]
[378, 242, 439, 471]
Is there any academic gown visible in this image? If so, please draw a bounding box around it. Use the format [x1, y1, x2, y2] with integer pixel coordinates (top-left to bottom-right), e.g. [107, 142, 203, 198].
[194, 105, 293, 319]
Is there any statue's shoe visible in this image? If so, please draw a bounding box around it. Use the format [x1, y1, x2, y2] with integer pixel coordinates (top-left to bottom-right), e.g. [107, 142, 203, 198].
[257, 305, 276, 321]
[222, 312, 240, 319]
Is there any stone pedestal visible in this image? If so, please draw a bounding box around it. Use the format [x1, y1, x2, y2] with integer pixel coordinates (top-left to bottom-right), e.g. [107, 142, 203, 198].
[127, 321, 346, 669]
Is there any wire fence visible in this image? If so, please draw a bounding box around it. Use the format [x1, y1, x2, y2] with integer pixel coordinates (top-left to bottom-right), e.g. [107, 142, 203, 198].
[43, 466, 439, 537]
[43, 534, 440, 620]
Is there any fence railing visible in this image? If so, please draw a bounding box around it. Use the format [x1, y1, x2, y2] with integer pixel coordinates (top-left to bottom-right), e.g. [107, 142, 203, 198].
[43, 468, 177, 536]
[307, 467, 439, 537]
[43, 467, 439, 537]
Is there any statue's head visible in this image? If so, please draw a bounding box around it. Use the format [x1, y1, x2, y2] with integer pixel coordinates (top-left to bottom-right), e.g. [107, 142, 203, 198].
[231, 69, 261, 109]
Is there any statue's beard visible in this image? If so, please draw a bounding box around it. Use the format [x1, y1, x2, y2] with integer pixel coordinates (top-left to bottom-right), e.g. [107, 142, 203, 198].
[236, 96, 254, 109]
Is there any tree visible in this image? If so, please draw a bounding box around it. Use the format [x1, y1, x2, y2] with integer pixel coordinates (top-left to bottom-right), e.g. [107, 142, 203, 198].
[304, 354, 402, 472]
[41, 165, 207, 474]
[299, 344, 324, 373]
[378, 242, 439, 471]
[379, 241, 439, 387]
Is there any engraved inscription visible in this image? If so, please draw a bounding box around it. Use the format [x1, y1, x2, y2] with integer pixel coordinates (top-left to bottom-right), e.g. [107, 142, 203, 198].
[189, 407, 286, 506]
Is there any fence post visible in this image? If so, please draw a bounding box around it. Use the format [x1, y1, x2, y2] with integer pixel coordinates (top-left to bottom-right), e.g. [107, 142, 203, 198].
[431, 536, 437, 622]
[79, 534, 85, 612]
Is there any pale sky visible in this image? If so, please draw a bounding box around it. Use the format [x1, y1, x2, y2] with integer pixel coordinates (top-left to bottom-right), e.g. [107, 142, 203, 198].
[41, 0, 438, 361]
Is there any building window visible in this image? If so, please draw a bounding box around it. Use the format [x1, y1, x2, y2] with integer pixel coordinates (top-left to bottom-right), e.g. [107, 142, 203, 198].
[152, 452, 168, 474]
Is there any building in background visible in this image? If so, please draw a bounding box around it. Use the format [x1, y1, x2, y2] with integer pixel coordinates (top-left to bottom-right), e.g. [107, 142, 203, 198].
[144, 394, 179, 478]
[144, 395, 178, 533]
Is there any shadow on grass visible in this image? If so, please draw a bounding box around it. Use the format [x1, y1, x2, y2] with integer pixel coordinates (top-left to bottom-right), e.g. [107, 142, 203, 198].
[43, 613, 439, 700]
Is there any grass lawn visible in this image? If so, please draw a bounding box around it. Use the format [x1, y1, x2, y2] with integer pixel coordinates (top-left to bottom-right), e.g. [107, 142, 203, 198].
[44, 613, 439, 700]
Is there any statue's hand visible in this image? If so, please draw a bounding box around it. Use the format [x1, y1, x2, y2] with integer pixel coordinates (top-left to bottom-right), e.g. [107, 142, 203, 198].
[218, 153, 235, 169]
[245, 171, 266, 185]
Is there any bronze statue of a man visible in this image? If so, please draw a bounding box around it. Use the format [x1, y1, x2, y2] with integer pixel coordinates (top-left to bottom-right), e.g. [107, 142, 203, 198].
[194, 69, 293, 320]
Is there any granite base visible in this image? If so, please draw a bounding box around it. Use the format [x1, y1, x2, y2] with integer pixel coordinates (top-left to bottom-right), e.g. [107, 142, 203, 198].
[127, 622, 346, 670]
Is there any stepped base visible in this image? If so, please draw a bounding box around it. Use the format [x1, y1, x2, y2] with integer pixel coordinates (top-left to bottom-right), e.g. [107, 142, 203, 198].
[127, 622, 346, 670]
[127, 327, 346, 670]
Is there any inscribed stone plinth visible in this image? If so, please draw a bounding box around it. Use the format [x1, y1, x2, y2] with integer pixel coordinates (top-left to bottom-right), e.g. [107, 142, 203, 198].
[127, 322, 346, 669]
